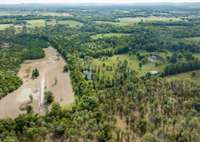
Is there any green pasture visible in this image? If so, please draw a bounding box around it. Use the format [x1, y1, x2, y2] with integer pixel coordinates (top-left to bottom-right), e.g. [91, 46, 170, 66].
[166, 70, 200, 85]
[89, 52, 166, 77]
[91, 33, 130, 39]
[96, 16, 181, 26]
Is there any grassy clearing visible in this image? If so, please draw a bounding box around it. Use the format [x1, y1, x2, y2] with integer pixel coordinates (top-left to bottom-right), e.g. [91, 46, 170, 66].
[96, 16, 180, 26]
[0, 24, 13, 30]
[0, 24, 23, 32]
[194, 53, 200, 60]
[25, 19, 82, 28]
[91, 33, 130, 39]
[119, 16, 179, 23]
[183, 36, 200, 42]
[0, 11, 28, 16]
[184, 37, 200, 41]
[57, 20, 83, 28]
[166, 70, 200, 85]
[39, 12, 71, 17]
[90, 53, 165, 77]
[95, 21, 117, 25]
[166, 53, 200, 84]
[0, 19, 82, 30]
[26, 19, 46, 28]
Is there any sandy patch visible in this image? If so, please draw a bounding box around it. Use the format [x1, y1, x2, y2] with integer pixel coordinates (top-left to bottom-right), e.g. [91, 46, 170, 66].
[0, 47, 74, 119]
[16, 88, 32, 103]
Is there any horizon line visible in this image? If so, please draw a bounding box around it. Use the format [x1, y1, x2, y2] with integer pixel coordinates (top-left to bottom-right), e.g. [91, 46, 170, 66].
[0, 2, 200, 5]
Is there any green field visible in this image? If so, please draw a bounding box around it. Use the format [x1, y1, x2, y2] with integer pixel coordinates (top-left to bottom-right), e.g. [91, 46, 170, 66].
[119, 16, 180, 23]
[91, 33, 130, 39]
[0, 24, 23, 31]
[166, 52, 200, 84]
[0, 11, 30, 16]
[89, 53, 165, 77]
[57, 20, 83, 28]
[166, 70, 200, 85]
[26, 19, 46, 28]
[0, 24, 13, 30]
[45, 19, 83, 27]
[96, 16, 181, 26]
[39, 12, 72, 17]
[0, 19, 82, 30]
[183, 36, 200, 43]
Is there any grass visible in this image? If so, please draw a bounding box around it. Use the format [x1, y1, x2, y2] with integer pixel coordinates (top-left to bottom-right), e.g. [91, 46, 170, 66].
[194, 53, 200, 60]
[120, 16, 179, 23]
[0, 11, 28, 16]
[25, 19, 83, 28]
[166, 52, 200, 85]
[96, 16, 181, 26]
[0, 19, 83, 30]
[26, 19, 46, 28]
[0, 24, 13, 30]
[0, 24, 23, 32]
[57, 20, 83, 28]
[184, 37, 200, 42]
[166, 70, 200, 85]
[89, 50, 200, 84]
[89, 52, 165, 77]
[91, 33, 130, 39]
[182, 36, 200, 42]
[39, 12, 71, 17]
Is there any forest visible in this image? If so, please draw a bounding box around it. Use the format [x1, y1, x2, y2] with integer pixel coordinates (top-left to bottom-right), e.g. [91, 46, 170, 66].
[0, 3, 200, 142]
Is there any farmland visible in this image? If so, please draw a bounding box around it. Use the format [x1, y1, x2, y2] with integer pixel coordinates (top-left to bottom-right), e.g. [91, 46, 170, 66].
[0, 19, 82, 30]
[96, 16, 182, 26]
[167, 70, 200, 84]
[91, 33, 130, 39]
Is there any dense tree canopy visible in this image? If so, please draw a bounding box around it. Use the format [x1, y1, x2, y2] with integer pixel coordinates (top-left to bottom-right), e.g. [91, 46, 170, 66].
[0, 4, 200, 142]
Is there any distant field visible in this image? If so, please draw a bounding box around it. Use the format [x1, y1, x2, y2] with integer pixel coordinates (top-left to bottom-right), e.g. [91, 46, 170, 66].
[0, 19, 82, 30]
[57, 20, 83, 28]
[166, 52, 200, 84]
[26, 19, 46, 28]
[44, 19, 83, 28]
[119, 16, 179, 23]
[96, 16, 181, 26]
[183, 36, 200, 42]
[166, 70, 200, 85]
[90, 53, 165, 77]
[0, 11, 72, 17]
[0, 24, 13, 30]
[194, 53, 200, 60]
[39, 12, 72, 17]
[0, 24, 23, 31]
[0, 11, 29, 16]
[91, 33, 130, 39]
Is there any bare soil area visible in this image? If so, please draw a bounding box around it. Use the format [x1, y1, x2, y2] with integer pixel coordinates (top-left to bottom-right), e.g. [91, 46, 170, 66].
[0, 47, 74, 119]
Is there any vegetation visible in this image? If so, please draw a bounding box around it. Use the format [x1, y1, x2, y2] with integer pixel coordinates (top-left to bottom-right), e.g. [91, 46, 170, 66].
[31, 68, 39, 79]
[0, 3, 200, 142]
[63, 65, 69, 72]
[0, 32, 46, 98]
[44, 91, 54, 105]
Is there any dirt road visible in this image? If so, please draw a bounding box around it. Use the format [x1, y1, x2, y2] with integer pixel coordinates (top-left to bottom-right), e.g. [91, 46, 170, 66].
[0, 47, 74, 119]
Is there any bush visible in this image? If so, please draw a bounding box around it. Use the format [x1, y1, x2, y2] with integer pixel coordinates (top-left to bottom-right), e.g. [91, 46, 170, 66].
[31, 68, 39, 79]
[63, 65, 69, 72]
[44, 91, 54, 105]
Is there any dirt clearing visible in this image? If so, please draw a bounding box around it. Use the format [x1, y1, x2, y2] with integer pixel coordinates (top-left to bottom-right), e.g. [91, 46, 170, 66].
[0, 47, 74, 119]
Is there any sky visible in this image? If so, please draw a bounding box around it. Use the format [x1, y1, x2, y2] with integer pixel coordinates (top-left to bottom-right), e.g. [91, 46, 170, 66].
[0, 0, 200, 4]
